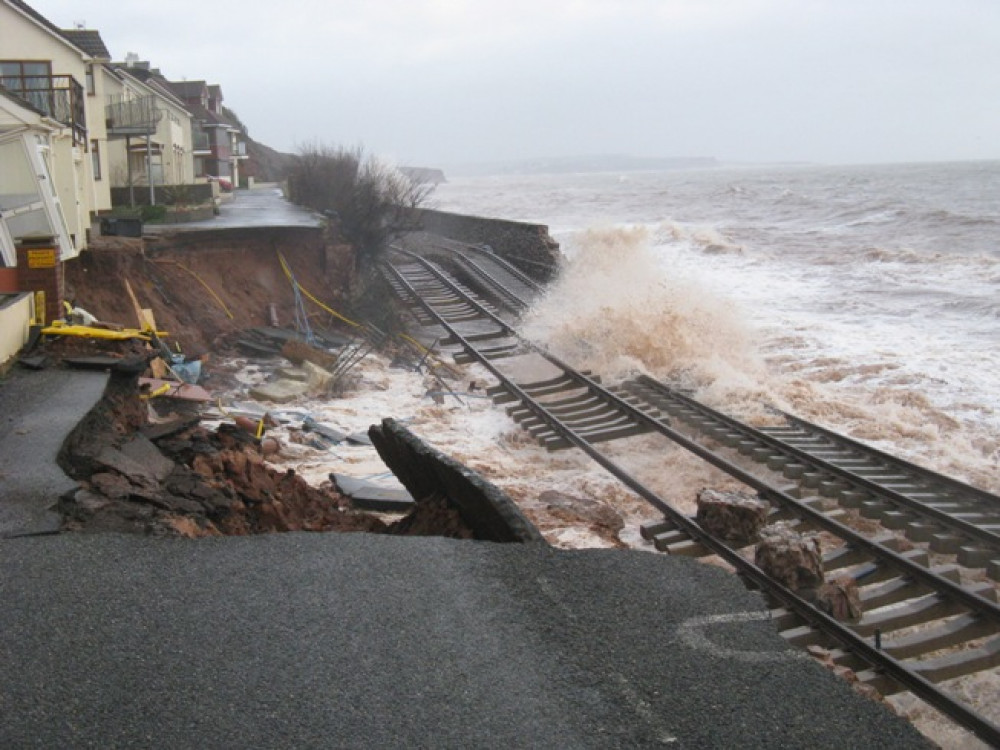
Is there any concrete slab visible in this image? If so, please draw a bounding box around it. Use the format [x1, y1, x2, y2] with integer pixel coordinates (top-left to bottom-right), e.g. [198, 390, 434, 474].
[249, 379, 308, 404]
[332, 471, 414, 511]
[0, 368, 109, 537]
[0, 533, 930, 748]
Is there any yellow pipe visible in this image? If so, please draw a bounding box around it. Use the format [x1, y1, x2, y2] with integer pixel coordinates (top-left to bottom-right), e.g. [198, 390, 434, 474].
[152, 260, 234, 320]
[40, 324, 162, 340]
[276, 251, 363, 329]
[140, 383, 171, 399]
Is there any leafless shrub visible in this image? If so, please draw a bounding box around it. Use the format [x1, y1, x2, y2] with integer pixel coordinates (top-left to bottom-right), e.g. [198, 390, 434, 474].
[287, 143, 432, 268]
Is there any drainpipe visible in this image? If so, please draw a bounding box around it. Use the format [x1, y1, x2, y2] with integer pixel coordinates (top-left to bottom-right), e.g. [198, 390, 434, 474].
[146, 129, 155, 206]
[126, 135, 134, 208]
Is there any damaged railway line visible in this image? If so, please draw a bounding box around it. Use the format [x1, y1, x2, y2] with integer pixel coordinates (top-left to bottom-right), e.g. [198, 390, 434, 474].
[384, 240, 1000, 746]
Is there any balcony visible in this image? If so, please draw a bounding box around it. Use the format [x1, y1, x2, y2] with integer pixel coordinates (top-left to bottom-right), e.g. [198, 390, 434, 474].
[105, 94, 162, 136]
[1, 74, 86, 146]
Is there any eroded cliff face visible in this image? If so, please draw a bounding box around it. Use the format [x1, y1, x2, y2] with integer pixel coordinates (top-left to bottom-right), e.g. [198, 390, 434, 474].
[63, 226, 355, 356]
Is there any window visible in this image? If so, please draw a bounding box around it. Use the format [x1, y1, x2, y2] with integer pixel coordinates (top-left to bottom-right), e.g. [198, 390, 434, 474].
[0, 61, 53, 111]
[0, 60, 52, 88]
[90, 139, 101, 180]
[85, 64, 95, 95]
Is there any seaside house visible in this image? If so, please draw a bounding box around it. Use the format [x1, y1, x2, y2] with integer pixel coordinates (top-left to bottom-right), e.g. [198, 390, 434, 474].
[0, 0, 113, 256]
[167, 80, 246, 186]
[0, 87, 71, 270]
[102, 56, 196, 203]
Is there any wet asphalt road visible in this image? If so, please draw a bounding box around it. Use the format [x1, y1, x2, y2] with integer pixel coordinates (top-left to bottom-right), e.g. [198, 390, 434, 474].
[0, 532, 930, 749]
[0, 368, 109, 537]
[143, 184, 324, 232]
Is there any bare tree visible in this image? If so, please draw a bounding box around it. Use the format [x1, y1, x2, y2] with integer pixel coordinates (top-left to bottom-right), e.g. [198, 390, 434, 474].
[287, 144, 432, 269]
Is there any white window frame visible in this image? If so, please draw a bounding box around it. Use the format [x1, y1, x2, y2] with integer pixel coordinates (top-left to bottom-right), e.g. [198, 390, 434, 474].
[0, 130, 74, 265]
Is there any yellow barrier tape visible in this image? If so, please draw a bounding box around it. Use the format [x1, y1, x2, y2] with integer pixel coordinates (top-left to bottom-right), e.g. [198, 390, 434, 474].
[276, 252, 363, 329]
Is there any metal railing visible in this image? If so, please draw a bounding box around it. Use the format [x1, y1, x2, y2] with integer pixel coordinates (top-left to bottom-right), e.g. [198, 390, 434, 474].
[1, 74, 86, 145]
[105, 94, 162, 133]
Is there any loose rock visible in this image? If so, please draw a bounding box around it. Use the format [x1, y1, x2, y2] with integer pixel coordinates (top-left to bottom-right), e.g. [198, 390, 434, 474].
[813, 576, 863, 622]
[696, 488, 769, 545]
[754, 522, 825, 593]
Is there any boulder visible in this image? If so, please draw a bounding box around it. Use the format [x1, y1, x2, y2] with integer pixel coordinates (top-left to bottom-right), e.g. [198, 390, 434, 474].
[754, 522, 824, 593]
[538, 489, 624, 539]
[813, 576, 863, 622]
[696, 488, 769, 545]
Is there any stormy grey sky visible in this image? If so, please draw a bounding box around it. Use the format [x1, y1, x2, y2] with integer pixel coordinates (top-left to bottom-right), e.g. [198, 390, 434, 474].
[27, 0, 1000, 167]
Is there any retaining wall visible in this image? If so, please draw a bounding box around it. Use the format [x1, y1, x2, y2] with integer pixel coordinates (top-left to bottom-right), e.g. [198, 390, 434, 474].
[417, 208, 561, 283]
[110, 184, 214, 208]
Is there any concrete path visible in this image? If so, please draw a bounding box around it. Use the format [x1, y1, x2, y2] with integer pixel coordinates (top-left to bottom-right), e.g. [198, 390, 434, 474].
[0, 367, 108, 537]
[0, 532, 929, 748]
[144, 183, 324, 233]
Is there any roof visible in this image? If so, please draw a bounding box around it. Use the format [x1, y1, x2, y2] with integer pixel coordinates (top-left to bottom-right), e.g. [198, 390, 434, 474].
[109, 64, 189, 112]
[60, 29, 111, 60]
[3, 0, 94, 59]
[168, 80, 209, 100]
[168, 79, 239, 129]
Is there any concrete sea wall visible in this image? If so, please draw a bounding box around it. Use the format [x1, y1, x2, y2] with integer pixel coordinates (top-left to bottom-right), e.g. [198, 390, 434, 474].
[417, 208, 562, 283]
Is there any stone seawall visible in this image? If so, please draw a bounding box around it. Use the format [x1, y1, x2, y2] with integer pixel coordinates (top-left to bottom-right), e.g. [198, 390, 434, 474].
[417, 209, 562, 283]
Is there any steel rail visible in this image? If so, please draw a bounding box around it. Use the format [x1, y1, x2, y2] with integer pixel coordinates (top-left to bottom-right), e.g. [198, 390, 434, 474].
[389, 252, 1000, 615]
[628, 375, 1000, 552]
[779, 411, 1000, 508]
[383, 256, 1000, 746]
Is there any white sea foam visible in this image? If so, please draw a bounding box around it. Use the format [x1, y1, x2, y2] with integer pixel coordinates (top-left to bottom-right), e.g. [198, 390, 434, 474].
[434, 161, 1000, 491]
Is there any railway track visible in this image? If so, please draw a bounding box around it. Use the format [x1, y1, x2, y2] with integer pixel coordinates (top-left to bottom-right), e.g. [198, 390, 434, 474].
[383, 245, 1000, 745]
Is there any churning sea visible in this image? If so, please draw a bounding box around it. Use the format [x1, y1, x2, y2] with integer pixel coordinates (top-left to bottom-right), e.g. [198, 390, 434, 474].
[430, 160, 1000, 492]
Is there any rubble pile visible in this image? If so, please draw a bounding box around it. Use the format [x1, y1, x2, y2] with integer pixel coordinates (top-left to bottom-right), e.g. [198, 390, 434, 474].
[59, 378, 387, 537]
[752, 520, 862, 622]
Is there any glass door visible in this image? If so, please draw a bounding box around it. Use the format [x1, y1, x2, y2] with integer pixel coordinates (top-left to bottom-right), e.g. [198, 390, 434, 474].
[0, 131, 74, 265]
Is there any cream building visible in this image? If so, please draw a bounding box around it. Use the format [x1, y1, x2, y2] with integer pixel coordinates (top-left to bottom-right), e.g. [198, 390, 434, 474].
[0, 88, 71, 268]
[0, 0, 113, 255]
[102, 59, 195, 199]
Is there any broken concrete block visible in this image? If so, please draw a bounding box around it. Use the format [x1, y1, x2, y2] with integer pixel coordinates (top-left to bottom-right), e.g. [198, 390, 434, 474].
[249, 379, 308, 404]
[302, 360, 333, 392]
[331, 472, 414, 512]
[119, 434, 175, 483]
[302, 416, 347, 443]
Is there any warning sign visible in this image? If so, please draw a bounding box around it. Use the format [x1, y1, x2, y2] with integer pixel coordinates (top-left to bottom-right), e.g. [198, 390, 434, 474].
[26, 249, 57, 268]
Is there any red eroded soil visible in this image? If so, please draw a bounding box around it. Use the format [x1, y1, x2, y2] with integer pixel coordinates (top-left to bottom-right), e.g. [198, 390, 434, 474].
[64, 227, 355, 355]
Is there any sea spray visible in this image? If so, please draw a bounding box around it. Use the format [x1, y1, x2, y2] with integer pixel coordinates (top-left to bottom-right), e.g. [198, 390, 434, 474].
[521, 226, 767, 400]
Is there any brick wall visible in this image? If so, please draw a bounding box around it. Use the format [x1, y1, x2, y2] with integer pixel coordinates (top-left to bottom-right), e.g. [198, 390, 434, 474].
[15, 242, 63, 325]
